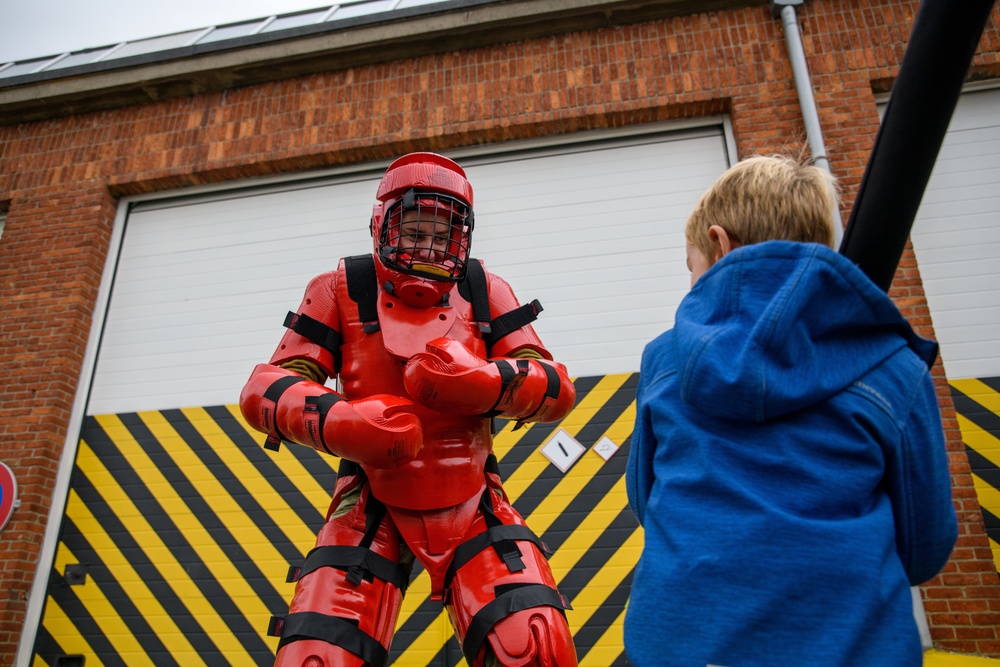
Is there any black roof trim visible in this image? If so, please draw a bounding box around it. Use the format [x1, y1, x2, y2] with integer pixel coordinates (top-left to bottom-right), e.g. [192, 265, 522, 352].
[0, 0, 480, 89]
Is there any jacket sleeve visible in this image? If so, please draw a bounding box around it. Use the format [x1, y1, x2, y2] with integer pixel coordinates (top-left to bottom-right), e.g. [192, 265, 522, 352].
[884, 366, 958, 585]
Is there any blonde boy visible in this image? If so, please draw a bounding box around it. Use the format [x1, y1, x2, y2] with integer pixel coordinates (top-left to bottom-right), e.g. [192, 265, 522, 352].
[625, 155, 957, 667]
[685, 154, 835, 284]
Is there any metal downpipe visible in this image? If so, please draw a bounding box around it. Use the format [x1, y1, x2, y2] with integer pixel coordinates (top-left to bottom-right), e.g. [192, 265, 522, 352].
[772, 0, 844, 246]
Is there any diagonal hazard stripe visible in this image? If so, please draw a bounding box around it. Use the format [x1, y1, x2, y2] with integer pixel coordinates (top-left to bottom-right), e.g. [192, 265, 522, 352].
[501, 374, 631, 504]
[88, 414, 262, 663]
[32, 626, 68, 667]
[46, 538, 124, 667]
[71, 433, 225, 662]
[218, 403, 339, 514]
[958, 414, 1000, 470]
[492, 375, 604, 473]
[545, 477, 636, 583]
[973, 473, 1000, 521]
[565, 527, 641, 630]
[48, 538, 160, 667]
[578, 608, 628, 667]
[40, 597, 100, 667]
[143, 409, 304, 610]
[179, 406, 321, 554]
[122, 412, 284, 640]
[952, 378, 1000, 416]
[41, 372, 642, 666]
[391, 607, 457, 666]
[525, 402, 635, 540]
[513, 375, 637, 523]
[572, 561, 635, 660]
[951, 378, 1000, 572]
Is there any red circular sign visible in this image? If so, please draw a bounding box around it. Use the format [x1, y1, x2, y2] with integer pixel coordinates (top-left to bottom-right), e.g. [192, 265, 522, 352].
[0, 462, 17, 533]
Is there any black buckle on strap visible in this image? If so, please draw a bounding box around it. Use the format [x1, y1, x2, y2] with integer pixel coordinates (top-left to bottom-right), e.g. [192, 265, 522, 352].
[267, 615, 285, 637]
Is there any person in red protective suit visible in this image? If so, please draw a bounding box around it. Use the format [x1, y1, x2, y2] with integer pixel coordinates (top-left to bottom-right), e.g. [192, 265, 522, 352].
[239, 152, 579, 667]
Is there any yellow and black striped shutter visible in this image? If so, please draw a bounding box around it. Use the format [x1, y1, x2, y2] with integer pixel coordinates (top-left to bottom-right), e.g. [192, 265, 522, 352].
[951, 377, 1000, 571]
[33, 373, 640, 666]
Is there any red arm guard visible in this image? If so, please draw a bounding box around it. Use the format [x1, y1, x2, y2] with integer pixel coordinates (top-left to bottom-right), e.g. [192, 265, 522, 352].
[269, 270, 341, 376]
[403, 337, 575, 424]
[239, 363, 422, 469]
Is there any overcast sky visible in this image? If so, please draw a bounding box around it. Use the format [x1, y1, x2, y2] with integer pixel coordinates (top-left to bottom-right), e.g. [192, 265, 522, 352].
[0, 0, 331, 63]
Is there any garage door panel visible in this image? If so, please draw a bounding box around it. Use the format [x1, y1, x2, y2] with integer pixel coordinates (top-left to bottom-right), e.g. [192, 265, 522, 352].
[88, 126, 730, 415]
[934, 315, 1000, 342]
[124, 191, 354, 250]
[918, 194, 1000, 222]
[909, 86, 1000, 381]
[915, 170, 1000, 203]
[904, 249, 994, 272]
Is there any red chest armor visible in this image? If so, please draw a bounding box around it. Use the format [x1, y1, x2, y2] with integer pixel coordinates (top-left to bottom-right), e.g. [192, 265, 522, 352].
[337, 264, 493, 509]
[269, 257, 546, 510]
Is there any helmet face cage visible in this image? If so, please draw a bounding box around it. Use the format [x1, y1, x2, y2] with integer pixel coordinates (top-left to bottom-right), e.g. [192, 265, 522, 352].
[378, 188, 473, 281]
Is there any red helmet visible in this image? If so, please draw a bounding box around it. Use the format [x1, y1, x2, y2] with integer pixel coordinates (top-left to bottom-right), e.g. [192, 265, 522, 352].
[371, 153, 475, 283]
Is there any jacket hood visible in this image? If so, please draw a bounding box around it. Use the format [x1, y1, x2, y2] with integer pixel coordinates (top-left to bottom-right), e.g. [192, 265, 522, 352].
[673, 241, 939, 422]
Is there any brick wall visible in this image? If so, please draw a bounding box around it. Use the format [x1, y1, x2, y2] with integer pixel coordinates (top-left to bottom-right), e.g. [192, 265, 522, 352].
[1, 0, 998, 662]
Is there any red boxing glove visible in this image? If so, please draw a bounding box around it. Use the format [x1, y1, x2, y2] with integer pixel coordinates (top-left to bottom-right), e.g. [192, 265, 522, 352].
[404, 338, 576, 423]
[240, 363, 421, 469]
[310, 392, 423, 469]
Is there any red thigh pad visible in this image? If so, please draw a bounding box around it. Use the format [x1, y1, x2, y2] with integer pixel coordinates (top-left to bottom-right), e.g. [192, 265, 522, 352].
[271, 484, 410, 667]
[445, 489, 578, 667]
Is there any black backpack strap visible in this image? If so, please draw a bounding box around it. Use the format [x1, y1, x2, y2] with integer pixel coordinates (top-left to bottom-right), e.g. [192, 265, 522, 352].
[344, 254, 380, 333]
[458, 258, 492, 336]
[349, 255, 543, 351]
[459, 259, 545, 352]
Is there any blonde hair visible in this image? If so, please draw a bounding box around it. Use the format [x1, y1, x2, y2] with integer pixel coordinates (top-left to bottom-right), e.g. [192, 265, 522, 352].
[685, 155, 838, 258]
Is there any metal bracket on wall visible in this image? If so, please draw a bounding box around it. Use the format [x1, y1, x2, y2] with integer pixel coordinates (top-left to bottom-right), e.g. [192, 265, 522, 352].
[54, 656, 85, 667]
[63, 563, 87, 586]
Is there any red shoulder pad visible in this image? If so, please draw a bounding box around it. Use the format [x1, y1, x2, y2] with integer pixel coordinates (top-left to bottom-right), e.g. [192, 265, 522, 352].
[484, 267, 551, 360]
[269, 268, 343, 377]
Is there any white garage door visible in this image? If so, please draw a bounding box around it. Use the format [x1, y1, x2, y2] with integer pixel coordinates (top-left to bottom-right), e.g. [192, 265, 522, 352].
[908, 86, 1000, 380]
[87, 124, 732, 415]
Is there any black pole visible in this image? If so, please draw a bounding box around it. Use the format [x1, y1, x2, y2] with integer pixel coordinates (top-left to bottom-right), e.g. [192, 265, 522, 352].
[839, 0, 996, 292]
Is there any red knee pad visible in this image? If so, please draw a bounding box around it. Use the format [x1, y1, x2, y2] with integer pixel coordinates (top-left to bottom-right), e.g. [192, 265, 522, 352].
[480, 604, 578, 667]
[444, 490, 577, 666]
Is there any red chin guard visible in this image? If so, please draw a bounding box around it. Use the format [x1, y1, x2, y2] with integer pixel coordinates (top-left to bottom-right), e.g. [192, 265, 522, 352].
[374, 258, 453, 308]
[391, 277, 451, 308]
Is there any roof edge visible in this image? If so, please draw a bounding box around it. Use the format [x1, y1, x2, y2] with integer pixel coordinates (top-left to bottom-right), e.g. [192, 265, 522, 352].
[0, 0, 756, 125]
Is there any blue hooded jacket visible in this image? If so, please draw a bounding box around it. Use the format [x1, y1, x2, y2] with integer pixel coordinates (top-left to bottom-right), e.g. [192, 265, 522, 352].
[625, 241, 957, 667]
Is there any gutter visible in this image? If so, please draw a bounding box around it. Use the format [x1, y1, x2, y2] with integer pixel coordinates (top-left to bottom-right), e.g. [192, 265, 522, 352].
[771, 0, 844, 247]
